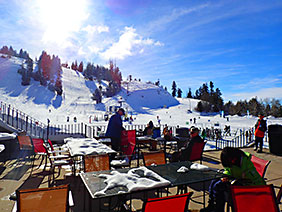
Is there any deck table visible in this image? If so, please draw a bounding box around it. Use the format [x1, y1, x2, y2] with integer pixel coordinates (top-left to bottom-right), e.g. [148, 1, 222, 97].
[80, 161, 223, 211]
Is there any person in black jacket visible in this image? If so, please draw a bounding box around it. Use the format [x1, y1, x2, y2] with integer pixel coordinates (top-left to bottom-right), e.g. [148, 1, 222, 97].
[179, 126, 204, 161]
[170, 126, 204, 162]
[254, 114, 267, 153]
[105, 108, 125, 151]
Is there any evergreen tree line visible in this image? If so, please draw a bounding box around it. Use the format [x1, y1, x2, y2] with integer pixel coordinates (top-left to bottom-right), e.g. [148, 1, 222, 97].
[224, 98, 282, 117]
[0, 45, 30, 60]
[171, 81, 183, 98]
[171, 81, 282, 117]
[17, 51, 63, 95]
[68, 59, 122, 102]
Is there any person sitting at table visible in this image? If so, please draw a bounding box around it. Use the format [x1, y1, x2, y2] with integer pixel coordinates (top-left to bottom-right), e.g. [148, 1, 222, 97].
[163, 125, 173, 140]
[200, 147, 266, 212]
[143, 121, 154, 136]
[170, 126, 203, 162]
[105, 108, 125, 151]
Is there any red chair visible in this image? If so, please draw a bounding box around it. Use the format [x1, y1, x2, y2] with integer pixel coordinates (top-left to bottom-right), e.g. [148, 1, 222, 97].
[188, 141, 206, 164]
[230, 184, 279, 212]
[142, 192, 193, 212]
[251, 155, 271, 178]
[111, 130, 136, 168]
[121, 130, 136, 159]
[31, 138, 47, 170]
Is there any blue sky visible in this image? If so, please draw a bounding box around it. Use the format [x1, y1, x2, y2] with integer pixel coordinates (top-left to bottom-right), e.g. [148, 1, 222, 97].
[1, 0, 282, 102]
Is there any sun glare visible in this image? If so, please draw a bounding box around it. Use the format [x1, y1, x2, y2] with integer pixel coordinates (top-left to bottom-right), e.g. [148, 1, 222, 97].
[35, 0, 89, 46]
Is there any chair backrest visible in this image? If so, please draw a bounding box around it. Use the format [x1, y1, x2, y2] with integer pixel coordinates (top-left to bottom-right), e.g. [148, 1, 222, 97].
[143, 192, 193, 212]
[16, 184, 69, 212]
[143, 151, 166, 166]
[251, 155, 271, 178]
[176, 128, 189, 138]
[188, 141, 206, 162]
[17, 135, 34, 151]
[153, 128, 161, 138]
[121, 130, 136, 160]
[32, 138, 46, 153]
[84, 154, 110, 172]
[230, 184, 279, 212]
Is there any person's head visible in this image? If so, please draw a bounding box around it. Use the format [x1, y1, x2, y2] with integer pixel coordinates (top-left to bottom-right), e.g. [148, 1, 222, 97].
[259, 114, 264, 120]
[148, 120, 154, 128]
[220, 147, 244, 168]
[117, 108, 125, 116]
[190, 126, 199, 137]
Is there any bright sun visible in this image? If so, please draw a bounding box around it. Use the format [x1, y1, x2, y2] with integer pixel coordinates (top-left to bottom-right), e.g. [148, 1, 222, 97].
[35, 0, 89, 46]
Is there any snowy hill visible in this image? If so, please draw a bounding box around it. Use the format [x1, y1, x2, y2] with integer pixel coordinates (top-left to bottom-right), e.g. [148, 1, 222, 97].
[0, 55, 178, 124]
[0, 55, 281, 131]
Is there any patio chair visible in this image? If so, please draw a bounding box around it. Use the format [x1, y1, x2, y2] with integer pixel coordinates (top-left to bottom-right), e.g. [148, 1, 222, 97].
[143, 150, 166, 166]
[43, 143, 73, 187]
[177, 141, 206, 194]
[17, 135, 36, 174]
[142, 192, 193, 212]
[153, 127, 161, 138]
[111, 130, 137, 168]
[82, 154, 110, 211]
[251, 155, 271, 179]
[188, 141, 206, 164]
[83, 154, 110, 172]
[12, 184, 73, 212]
[31, 138, 47, 171]
[32, 138, 70, 172]
[230, 184, 279, 212]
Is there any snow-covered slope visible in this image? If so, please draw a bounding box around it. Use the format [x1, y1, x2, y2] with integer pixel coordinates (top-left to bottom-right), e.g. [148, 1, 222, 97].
[0, 56, 179, 124]
[0, 55, 281, 130]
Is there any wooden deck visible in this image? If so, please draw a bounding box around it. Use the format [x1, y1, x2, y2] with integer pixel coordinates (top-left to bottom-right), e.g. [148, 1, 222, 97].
[0, 147, 281, 211]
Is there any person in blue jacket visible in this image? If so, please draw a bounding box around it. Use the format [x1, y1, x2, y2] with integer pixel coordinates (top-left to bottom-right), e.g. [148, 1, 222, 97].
[105, 108, 125, 151]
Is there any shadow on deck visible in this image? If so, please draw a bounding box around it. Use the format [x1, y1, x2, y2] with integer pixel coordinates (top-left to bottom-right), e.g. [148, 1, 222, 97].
[0, 147, 281, 211]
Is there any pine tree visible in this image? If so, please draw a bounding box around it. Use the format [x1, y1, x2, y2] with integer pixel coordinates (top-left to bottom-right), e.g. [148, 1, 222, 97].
[172, 81, 177, 97]
[187, 88, 192, 98]
[177, 88, 182, 98]
[196, 101, 204, 112]
[78, 61, 83, 72]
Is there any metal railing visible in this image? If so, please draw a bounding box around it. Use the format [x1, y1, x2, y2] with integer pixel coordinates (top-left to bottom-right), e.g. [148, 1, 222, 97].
[0, 100, 257, 149]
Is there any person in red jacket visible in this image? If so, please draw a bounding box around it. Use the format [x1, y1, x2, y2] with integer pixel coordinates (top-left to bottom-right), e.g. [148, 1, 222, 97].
[254, 114, 267, 153]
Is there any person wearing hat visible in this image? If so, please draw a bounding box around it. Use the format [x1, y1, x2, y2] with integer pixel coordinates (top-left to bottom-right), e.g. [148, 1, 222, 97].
[254, 114, 267, 153]
[105, 108, 125, 151]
